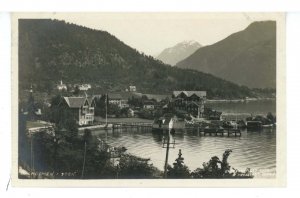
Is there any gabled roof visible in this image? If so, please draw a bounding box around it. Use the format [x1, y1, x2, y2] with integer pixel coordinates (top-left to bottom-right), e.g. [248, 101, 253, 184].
[63, 97, 88, 108]
[87, 97, 94, 105]
[173, 91, 206, 98]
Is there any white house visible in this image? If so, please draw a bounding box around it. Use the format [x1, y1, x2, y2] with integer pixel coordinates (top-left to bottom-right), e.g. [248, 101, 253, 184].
[57, 80, 67, 91]
[78, 84, 92, 91]
[108, 93, 129, 109]
[129, 86, 136, 92]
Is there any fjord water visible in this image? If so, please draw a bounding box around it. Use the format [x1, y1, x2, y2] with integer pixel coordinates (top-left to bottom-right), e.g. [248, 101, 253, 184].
[206, 99, 276, 115]
[93, 100, 276, 178]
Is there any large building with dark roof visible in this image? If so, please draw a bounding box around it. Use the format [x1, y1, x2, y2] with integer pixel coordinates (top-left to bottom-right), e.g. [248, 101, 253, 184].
[108, 93, 129, 109]
[170, 91, 207, 117]
[60, 96, 95, 126]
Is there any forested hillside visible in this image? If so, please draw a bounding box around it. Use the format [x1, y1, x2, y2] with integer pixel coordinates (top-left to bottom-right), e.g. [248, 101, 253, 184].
[19, 19, 254, 99]
[176, 21, 276, 89]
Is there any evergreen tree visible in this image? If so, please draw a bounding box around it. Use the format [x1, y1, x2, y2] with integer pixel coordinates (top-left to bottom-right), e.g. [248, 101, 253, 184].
[167, 149, 190, 178]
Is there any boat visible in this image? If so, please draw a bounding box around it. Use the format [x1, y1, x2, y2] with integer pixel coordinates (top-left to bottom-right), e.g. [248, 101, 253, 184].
[78, 123, 113, 131]
[262, 124, 274, 128]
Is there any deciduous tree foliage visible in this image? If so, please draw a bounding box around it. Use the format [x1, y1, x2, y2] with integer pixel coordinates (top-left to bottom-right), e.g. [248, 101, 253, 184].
[191, 149, 253, 178]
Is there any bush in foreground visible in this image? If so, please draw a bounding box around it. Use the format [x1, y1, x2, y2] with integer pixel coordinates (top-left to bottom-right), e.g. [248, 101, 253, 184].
[191, 149, 253, 178]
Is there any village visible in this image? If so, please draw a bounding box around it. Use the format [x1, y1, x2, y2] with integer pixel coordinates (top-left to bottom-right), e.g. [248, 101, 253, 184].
[19, 78, 277, 180]
[20, 80, 265, 179]
[22, 79, 276, 136]
[23, 81, 221, 135]
[13, 13, 281, 184]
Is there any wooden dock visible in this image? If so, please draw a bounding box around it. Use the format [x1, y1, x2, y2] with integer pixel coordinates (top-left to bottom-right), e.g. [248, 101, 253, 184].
[85, 122, 241, 137]
[27, 125, 54, 134]
[97, 122, 153, 131]
[202, 128, 241, 137]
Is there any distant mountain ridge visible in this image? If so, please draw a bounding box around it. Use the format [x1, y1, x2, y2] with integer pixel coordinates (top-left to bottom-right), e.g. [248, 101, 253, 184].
[176, 21, 276, 89]
[19, 19, 256, 99]
[156, 40, 202, 65]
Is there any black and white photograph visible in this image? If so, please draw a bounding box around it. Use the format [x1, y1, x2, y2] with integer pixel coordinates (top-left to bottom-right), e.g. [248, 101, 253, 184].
[12, 12, 285, 187]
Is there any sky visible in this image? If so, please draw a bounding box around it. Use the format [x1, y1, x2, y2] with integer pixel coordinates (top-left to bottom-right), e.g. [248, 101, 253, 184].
[52, 13, 278, 56]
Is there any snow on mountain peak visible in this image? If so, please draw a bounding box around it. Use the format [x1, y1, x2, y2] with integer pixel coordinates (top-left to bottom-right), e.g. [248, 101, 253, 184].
[180, 40, 199, 46]
[156, 40, 202, 66]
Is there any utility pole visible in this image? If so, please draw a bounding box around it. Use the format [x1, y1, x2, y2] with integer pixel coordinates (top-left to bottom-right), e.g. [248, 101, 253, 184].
[81, 141, 87, 179]
[30, 134, 33, 179]
[162, 118, 176, 178]
[105, 93, 108, 126]
[163, 129, 170, 178]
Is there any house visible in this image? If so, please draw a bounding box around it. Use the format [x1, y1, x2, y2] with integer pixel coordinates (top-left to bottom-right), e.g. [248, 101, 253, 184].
[108, 93, 129, 109]
[171, 91, 206, 118]
[129, 86, 136, 92]
[77, 84, 92, 91]
[128, 108, 138, 117]
[60, 96, 95, 126]
[57, 80, 67, 91]
[204, 107, 222, 120]
[143, 101, 155, 110]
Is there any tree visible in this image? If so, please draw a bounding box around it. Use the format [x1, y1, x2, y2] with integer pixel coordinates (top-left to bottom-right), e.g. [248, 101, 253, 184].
[138, 109, 154, 119]
[73, 85, 80, 95]
[167, 149, 191, 178]
[191, 149, 253, 178]
[128, 96, 142, 108]
[118, 154, 160, 179]
[94, 95, 106, 117]
[46, 95, 79, 139]
[120, 107, 129, 117]
[107, 103, 121, 117]
[141, 95, 148, 101]
[220, 149, 232, 176]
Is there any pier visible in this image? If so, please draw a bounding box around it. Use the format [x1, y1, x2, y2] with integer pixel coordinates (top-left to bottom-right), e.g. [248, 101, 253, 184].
[111, 122, 153, 132]
[79, 122, 153, 132]
[79, 121, 241, 137]
[27, 125, 54, 135]
[185, 127, 242, 137]
[203, 128, 241, 137]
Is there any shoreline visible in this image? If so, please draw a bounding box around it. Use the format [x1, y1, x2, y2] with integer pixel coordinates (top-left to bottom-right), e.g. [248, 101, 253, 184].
[206, 97, 275, 103]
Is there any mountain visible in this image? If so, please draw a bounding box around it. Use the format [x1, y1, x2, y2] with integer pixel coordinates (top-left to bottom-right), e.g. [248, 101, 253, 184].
[19, 19, 255, 99]
[176, 21, 276, 89]
[156, 40, 202, 66]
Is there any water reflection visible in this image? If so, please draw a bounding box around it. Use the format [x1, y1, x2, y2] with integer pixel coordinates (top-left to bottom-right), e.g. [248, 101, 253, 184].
[90, 100, 277, 178]
[92, 126, 276, 178]
[151, 132, 163, 145]
[206, 100, 276, 115]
